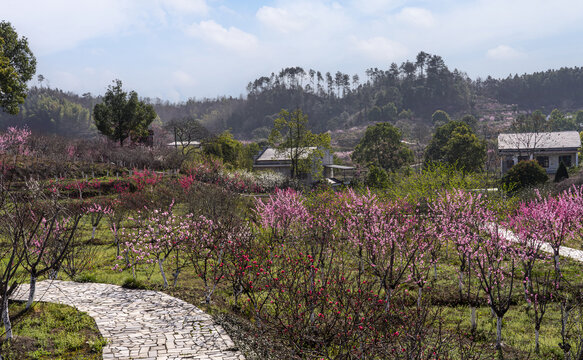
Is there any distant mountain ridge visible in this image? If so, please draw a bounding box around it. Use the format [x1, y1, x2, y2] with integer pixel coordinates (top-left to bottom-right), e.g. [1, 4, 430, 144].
[2, 52, 583, 140]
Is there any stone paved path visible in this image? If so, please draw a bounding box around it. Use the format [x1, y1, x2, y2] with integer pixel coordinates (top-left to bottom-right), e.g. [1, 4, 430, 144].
[498, 226, 583, 262]
[12, 280, 245, 360]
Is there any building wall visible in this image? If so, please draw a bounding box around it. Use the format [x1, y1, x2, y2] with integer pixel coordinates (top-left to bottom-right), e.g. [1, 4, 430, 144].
[501, 151, 578, 174]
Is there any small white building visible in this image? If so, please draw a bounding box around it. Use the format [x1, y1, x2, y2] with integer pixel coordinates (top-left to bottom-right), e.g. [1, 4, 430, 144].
[167, 140, 201, 148]
[498, 131, 581, 174]
[253, 147, 353, 183]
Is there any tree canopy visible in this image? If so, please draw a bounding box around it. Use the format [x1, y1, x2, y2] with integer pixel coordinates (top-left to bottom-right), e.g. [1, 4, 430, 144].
[93, 80, 156, 146]
[431, 110, 450, 126]
[166, 116, 210, 155]
[0, 21, 37, 115]
[424, 121, 486, 173]
[269, 108, 330, 178]
[352, 122, 413, 172]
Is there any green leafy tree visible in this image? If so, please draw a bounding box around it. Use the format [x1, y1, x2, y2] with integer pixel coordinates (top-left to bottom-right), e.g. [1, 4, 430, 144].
[269, 108, 330, 179]
[548, 108, 577, 131]
[382, 102, 398, 122]
[424, 121, 486, 173]
[93, 80, 156, 146]
[576, 110, 583, 128]
[0, 21, 37, 114]
[510, 110, 547, 133]
[431, 110, 450, 126]
[367, 106, 382, 122]
[366, 165, 390, 189]
[501, 160, 548, 192]
[352, 122, 413, 172]
[202, 130, 243, 166]
[460, 114, 477, 130]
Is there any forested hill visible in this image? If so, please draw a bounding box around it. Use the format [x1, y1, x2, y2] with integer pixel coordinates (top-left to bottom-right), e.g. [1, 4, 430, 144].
[479, 67, 583, 110]
[2, 52, 583, 139]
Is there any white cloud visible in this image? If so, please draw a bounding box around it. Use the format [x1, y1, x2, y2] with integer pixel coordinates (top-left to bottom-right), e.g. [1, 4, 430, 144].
[186, 20, 258, 52]
[395, 7, 435, 28]
[353, 0, 405, 14]
[256, 6, 307, 33]
[352, 36, 408, 62]
[159, 0, 208, 14]
[1, 0, 133, 54]
[0, 0, 210, 55]
[255, 1, 349, 36]
[487, 45, 524, 60]
[438, 0, 583, 48]
[172, 70, 196, 86]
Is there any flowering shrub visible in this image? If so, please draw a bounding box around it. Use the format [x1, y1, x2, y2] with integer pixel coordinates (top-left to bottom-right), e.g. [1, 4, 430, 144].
[116, 201, 191, 287]
[130, 168, 163, 192]
[181, 159, 289, 194]
[0, 126, 31, 155]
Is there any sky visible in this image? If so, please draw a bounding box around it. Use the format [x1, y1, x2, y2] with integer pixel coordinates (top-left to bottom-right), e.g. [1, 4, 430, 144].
[3, 0, 583, 102]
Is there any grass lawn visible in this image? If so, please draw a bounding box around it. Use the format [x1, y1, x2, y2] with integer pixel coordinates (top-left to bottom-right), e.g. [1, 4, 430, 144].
[1, 301, 106, 360]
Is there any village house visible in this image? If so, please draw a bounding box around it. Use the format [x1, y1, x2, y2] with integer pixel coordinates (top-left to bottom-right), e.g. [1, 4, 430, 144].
[253, 147, 354, 184]
[498, 131, 581, 174]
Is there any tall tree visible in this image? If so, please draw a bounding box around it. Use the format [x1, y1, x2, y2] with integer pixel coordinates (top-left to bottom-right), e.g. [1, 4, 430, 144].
[548, 108, 577, 131]
[268, 108, 330, 178]
[0, 21, 37, 115]
[424, 121, 486, 173]
[352, 122, 413, 172]
[93, 79, 156, 146]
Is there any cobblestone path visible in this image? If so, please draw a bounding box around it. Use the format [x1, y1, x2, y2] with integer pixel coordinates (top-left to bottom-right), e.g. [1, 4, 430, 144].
[12, 280, 245, 360]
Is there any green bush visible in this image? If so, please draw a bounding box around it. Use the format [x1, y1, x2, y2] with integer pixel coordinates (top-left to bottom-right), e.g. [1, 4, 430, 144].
[554, 161, 569, 182]
[366, 165, 390, 189]
[501, 160, 548, 192]
[73, 273, 97, 283]
[121, 277, 148, 290]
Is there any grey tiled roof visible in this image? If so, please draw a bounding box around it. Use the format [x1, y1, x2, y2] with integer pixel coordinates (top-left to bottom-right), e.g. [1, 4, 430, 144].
[498, 131, 581, 150]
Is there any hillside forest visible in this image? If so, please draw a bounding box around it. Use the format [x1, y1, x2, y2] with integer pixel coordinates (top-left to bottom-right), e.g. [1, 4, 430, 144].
[2, 52, 583, 145]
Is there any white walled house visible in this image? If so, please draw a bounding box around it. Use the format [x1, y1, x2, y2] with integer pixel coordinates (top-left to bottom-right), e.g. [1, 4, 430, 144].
[253, 147, 351, 183]
[498, 131, 581, 174]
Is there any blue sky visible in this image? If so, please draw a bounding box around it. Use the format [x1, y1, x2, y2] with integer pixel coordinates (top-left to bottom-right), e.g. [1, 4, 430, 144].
[3, 0, 583, 101]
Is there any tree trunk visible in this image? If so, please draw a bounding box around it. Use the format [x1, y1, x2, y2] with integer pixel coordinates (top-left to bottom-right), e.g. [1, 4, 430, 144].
[2, 296, 12, 340]
[158, 258, 168, 288]
[26, 274, 37, 310]
[496, 315, 503, 350]
[417, 286, 422, 308]
[535, 328, 540, 354]
[458, 271, 464, 300]
[172, 269, 180, 287]
[92, 226, 97, 240]
[471, 306, 477, 333]
[385, 287, 393, 312]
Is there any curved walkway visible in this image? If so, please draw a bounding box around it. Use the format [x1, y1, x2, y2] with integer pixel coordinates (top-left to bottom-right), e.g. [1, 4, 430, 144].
[498, 226, 583, 262]
[12, 280, 245, 360]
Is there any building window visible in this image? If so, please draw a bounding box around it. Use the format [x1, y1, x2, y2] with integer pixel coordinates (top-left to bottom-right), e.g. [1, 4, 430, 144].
[505, 158, 514, 170]
[518, 156, 529, 162]
[536, 156, 549, 168]
[559, 155, 572, 167]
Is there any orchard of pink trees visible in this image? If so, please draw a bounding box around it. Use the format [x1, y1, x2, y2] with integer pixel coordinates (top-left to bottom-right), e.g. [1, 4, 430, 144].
[108, 185, 583, 358]
[3, 126, 583, 358]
